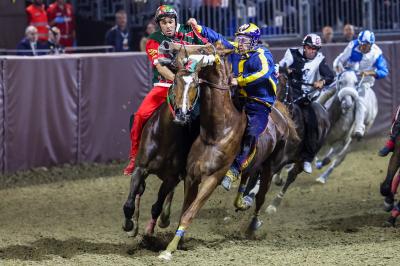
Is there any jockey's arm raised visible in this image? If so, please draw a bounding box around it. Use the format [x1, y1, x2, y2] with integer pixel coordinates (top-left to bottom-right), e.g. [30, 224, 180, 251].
[333, 41, 354, 72]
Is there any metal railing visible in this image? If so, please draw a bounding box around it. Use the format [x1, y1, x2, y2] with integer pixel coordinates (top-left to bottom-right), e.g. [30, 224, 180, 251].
[0, 45, 114, 56]
[74, 0, 400, 39]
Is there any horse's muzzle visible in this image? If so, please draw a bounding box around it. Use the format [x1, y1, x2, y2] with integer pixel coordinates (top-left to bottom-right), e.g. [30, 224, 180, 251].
[341, 95, 354, 113]
[173, 109, 190, 125]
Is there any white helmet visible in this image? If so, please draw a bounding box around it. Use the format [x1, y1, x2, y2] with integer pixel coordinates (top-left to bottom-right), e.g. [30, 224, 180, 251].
[302, 33, 322, 49]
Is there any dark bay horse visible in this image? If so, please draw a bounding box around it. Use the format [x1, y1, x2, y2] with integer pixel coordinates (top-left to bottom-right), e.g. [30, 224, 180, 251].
[157, 42, 299, 260]
[121, 44, 216, 237]
[122, 102, 195, 237]
[266, 69, 330, 214]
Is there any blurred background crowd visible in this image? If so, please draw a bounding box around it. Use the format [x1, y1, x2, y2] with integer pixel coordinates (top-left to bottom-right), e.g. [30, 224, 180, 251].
[0, 0, 400, 55]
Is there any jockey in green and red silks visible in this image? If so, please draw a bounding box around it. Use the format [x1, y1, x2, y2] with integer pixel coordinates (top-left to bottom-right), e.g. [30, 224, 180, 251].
[379, 105, 400, 157]
[189, 20, 278, 191]
[123, 5, 209, 176]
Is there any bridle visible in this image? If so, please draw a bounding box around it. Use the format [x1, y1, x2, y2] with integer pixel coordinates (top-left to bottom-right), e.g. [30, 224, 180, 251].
[167, 43, 232, 121]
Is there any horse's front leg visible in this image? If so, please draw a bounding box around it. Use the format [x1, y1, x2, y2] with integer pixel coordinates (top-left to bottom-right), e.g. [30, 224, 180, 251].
[145, 177, 180, 236]
[122, 167, 147, 237]
[315, 147, 334, 170]
[246, 166, 273, 238]
[266, 162, 303, 214]
[159, 175, 219, 261]
[381, 151, 400, 197]
[158, 190, 175, 229]
[316, 138, 352, 184]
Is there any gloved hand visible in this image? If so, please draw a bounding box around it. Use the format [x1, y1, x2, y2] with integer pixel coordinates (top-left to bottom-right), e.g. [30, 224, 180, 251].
[361, 70, 376, 77]
[54, 16, 65, 24]
[313, 79, 326, 89]
[335, 63, 344, 74]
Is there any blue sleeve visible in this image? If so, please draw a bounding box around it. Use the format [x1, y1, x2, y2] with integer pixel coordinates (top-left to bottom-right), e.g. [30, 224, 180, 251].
[200, 26, 234, 49]
[238, 50, 275, 87]
[374, 54, 389, 79]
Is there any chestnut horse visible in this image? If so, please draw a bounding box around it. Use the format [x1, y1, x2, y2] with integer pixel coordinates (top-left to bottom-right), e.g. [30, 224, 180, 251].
[157, 42, 299, 260]
[121, 44, 216, 237]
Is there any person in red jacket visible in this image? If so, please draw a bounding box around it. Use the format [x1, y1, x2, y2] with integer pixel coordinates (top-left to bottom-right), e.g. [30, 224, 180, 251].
[123, 5, 209, 176]
[47, 0, 76, 47]
[26, 0, 48, 42]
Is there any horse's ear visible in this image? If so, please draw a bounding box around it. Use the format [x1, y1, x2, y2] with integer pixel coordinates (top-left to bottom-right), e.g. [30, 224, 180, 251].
[195, 57, 204, 72]
[220, 48, 234, 56]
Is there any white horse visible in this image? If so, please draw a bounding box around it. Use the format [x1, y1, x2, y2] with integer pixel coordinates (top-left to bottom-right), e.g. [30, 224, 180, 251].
[314, 70, 378, 183]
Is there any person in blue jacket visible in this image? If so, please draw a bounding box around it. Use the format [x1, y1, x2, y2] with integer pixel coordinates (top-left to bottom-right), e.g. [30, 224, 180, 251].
[189, 20, 277, 191]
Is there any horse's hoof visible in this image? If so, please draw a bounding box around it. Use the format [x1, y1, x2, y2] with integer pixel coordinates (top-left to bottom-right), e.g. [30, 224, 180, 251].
[158, 251, 173, 261]
[123, 219, 138, 237]
[122, 218, 133, 232]
[158, 218, 170, 229]
[383, 199, 394, 212]
[316, 177, 326, 184]
[380, 184, 392, 197]
[272, 175, 283, 186]
[382, 216, 396, 227]
[315, 160, 323, 170]
[249, 217, 263, 231]
[266, 205, 277, 215]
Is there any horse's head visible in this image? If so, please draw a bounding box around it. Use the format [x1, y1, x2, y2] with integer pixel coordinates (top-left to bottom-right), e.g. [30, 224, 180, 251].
[164, 42, 232, 125]
[277, 65, 292, 103]
[337, 71, 359, 113]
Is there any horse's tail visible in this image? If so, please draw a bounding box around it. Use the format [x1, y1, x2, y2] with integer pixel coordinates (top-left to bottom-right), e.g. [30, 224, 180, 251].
[273, 101, 300, 142]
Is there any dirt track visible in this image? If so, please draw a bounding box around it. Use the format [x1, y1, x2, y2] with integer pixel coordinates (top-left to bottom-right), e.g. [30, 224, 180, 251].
[1, 137, 400, 265]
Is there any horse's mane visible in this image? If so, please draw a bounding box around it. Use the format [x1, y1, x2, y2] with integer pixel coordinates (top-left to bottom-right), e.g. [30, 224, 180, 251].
[273, 101, 300, 141]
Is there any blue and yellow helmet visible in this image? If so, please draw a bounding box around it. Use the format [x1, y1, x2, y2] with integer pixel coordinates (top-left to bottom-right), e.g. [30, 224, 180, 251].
[358, 30, 375, 45]
[235, 23, 261, 47]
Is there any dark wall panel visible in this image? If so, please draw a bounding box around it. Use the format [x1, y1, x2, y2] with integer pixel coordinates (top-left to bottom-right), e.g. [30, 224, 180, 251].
[78, 53, 151, 162]
[3, 56, 79, 173]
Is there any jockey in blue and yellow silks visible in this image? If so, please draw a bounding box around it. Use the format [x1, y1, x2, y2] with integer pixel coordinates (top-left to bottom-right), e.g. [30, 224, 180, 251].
[188, 20, 277, 190]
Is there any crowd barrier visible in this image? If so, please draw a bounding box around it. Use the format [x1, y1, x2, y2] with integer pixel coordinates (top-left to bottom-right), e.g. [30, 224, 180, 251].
[0, 42, 399, 174]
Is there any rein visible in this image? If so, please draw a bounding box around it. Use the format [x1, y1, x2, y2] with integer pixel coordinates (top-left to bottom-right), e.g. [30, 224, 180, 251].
[198, 78, 231, 90]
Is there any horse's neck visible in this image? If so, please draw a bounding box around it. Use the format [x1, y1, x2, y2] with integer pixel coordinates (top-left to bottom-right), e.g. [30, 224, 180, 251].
[327, 95, 343, 124]
[199, 84, 239, 142]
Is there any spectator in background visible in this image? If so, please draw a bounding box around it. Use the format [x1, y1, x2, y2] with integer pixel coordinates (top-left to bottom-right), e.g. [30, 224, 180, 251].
[105, 10, 132, 52]
[16, 26, 47, 56]
[342, 24, 355, 42]
[140, 22, 156, 52]
[26, 0, 48, 42]
[47, 26, 64, 54]
[47, 0, 76, 47]
[322, 26, 335, 43]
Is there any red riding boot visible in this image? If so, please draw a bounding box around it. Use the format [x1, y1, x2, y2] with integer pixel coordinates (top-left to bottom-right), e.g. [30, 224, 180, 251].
[123, 157, 136, 176]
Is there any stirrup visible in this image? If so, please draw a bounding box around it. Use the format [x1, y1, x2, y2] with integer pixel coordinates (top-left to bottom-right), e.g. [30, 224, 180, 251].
[221, 168, 240, 191]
